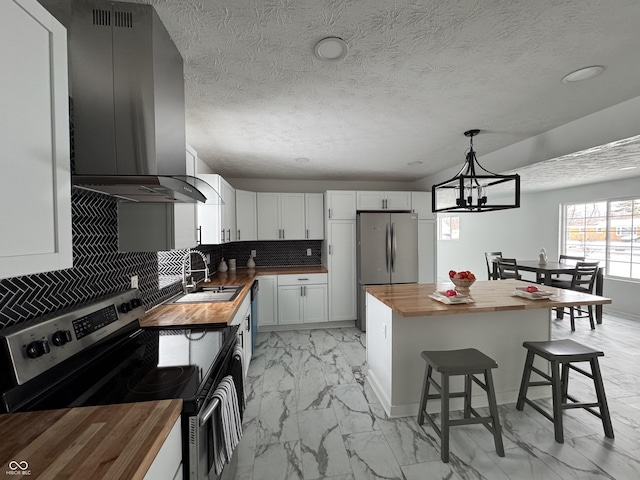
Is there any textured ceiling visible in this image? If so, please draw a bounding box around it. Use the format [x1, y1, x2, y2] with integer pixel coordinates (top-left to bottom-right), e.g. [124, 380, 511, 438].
[509, 135, 640, 193]
[126, 0, 640, 184]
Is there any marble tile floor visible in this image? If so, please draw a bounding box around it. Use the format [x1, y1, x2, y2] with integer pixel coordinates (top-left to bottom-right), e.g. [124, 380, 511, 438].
[233, 314, 640, 480]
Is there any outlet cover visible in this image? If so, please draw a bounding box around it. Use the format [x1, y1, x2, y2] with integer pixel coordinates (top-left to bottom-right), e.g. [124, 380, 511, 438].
[206, 254, 210, 264]
[306, 248, 312, 256]
[251, 250, 256, 257]
[131, 275, 139, 289]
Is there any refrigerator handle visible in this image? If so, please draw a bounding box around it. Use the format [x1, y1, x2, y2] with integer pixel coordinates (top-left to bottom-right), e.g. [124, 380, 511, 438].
[391, 222, 397, 272]
[385, 223, 391, 273]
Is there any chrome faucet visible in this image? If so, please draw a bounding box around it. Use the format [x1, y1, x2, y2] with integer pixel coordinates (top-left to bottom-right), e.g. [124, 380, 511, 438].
[182, 250, 210, 294]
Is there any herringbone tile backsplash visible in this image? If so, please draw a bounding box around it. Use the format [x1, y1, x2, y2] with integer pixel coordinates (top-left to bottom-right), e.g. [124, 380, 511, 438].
[0, 190, 181, 330]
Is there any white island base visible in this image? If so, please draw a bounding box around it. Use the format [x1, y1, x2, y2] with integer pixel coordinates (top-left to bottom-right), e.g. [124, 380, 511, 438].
[366, 293, 552, 418]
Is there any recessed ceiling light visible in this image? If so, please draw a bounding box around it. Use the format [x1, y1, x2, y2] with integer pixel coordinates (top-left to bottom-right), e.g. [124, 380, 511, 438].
[618, 166, 637, 171]
[314, 37, 348, 61]
[295, 157, 310, 163]
[407, 161, 423, 166]
[561, 66, 605, 83]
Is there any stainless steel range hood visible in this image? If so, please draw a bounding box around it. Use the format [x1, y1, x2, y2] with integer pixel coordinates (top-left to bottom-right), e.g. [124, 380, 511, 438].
[43, 0, 218, 204]
[73, 175, 212, 203]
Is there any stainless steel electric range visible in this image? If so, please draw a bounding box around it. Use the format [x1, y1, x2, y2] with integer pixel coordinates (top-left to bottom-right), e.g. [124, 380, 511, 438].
[0, 289, 240, 480]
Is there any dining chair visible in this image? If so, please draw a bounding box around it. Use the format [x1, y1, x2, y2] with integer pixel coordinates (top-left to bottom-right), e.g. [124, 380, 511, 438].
[554, 262, 600, 331]
[485, 252, 502, 280]
[495, 258, 522, 280]
[558, 254, 585, 265]
[552, 254, 586, 284]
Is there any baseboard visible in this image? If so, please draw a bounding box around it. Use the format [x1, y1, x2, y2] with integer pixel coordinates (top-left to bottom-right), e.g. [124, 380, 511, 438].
[259, 320, 356, 332]
[602, 308, 640, 322]
[366, 369, 392, 416]
[367, 370, 551, 419]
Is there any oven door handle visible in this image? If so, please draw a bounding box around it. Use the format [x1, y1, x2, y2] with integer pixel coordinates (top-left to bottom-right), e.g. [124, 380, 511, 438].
[199, 397, 221, 427]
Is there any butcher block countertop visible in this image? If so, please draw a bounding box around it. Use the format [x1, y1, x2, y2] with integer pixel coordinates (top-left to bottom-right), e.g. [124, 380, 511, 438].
[140, 266, 328, 328]
[0, 399, 182, 480]
[364, 279, 611, 318]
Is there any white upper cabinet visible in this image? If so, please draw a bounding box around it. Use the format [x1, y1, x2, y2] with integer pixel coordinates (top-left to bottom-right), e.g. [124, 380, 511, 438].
[356, 191, 385, 210]
[280, 193, 306, 240]
[257, 193, 306, 240]
[385, 192, 412, 210]
[0, 0, 72, 279]
[325, 191, 356, 220]
[220, 177, 236, 243]
[256, 192, 280, 240]
[173, 144, 199, 249]
[196, 174, 235, 245]
[117, 145, 200, 252]
[411, 191, 435, 220]
[356, 191, 412, 211]
[236, 190, 257, 241]
[304, 193, 324, 240]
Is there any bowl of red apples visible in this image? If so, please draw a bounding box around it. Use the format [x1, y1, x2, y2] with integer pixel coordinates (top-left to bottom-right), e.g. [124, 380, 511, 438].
[448, 270, 476, 295]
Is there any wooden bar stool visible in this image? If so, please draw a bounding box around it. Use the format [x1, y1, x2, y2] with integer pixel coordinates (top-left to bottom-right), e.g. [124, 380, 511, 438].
[417, 348, 505, 463]
[516, 339, 614, 443]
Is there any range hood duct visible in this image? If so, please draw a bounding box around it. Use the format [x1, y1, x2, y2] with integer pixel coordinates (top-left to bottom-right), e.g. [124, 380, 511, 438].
[45, 0, 219, 204]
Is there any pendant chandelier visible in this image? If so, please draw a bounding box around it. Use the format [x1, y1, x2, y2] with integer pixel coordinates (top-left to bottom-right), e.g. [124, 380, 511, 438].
[432, 129, 520, 213]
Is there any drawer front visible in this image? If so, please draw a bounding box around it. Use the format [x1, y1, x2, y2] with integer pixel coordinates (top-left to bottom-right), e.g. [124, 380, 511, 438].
[277, 273, 328, 286]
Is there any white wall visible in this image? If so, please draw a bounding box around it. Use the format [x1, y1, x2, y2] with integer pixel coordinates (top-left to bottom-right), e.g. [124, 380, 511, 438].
[437, 176, 640, 320]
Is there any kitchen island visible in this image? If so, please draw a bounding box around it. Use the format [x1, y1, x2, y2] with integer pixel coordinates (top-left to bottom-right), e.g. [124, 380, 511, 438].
[364, 279, 611, 418]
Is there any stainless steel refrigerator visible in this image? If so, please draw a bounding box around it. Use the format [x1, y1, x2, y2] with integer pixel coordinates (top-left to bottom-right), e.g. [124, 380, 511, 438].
[357, 212, 419, 331]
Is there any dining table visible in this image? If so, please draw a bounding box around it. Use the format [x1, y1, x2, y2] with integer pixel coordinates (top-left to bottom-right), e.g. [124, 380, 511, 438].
[491, 259, 605, 323]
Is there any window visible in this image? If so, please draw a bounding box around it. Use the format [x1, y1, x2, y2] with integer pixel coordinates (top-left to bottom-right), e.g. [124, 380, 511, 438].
[561, 198, 640, 280]
[438, 216, 459, 240]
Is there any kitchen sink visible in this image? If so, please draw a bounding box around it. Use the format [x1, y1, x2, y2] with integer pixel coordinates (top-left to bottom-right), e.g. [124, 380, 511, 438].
[168, 285, 244, 304]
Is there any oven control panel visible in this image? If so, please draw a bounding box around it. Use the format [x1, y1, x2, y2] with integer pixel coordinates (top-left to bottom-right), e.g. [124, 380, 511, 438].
[73, 305, 119, 340]
[0, 289, 145, 386]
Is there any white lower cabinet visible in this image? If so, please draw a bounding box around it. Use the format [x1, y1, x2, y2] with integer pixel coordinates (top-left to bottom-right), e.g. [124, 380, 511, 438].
[277, 283, 328, 324]
[277, 285, 305, 325]
[278, 273, 329, 325]
[257, 275, 278, 327]
[302, 284, 329, 323]
[260, 274, 328, 326]
[231, 295, 252, 376]
[144, 416, 182, 480]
